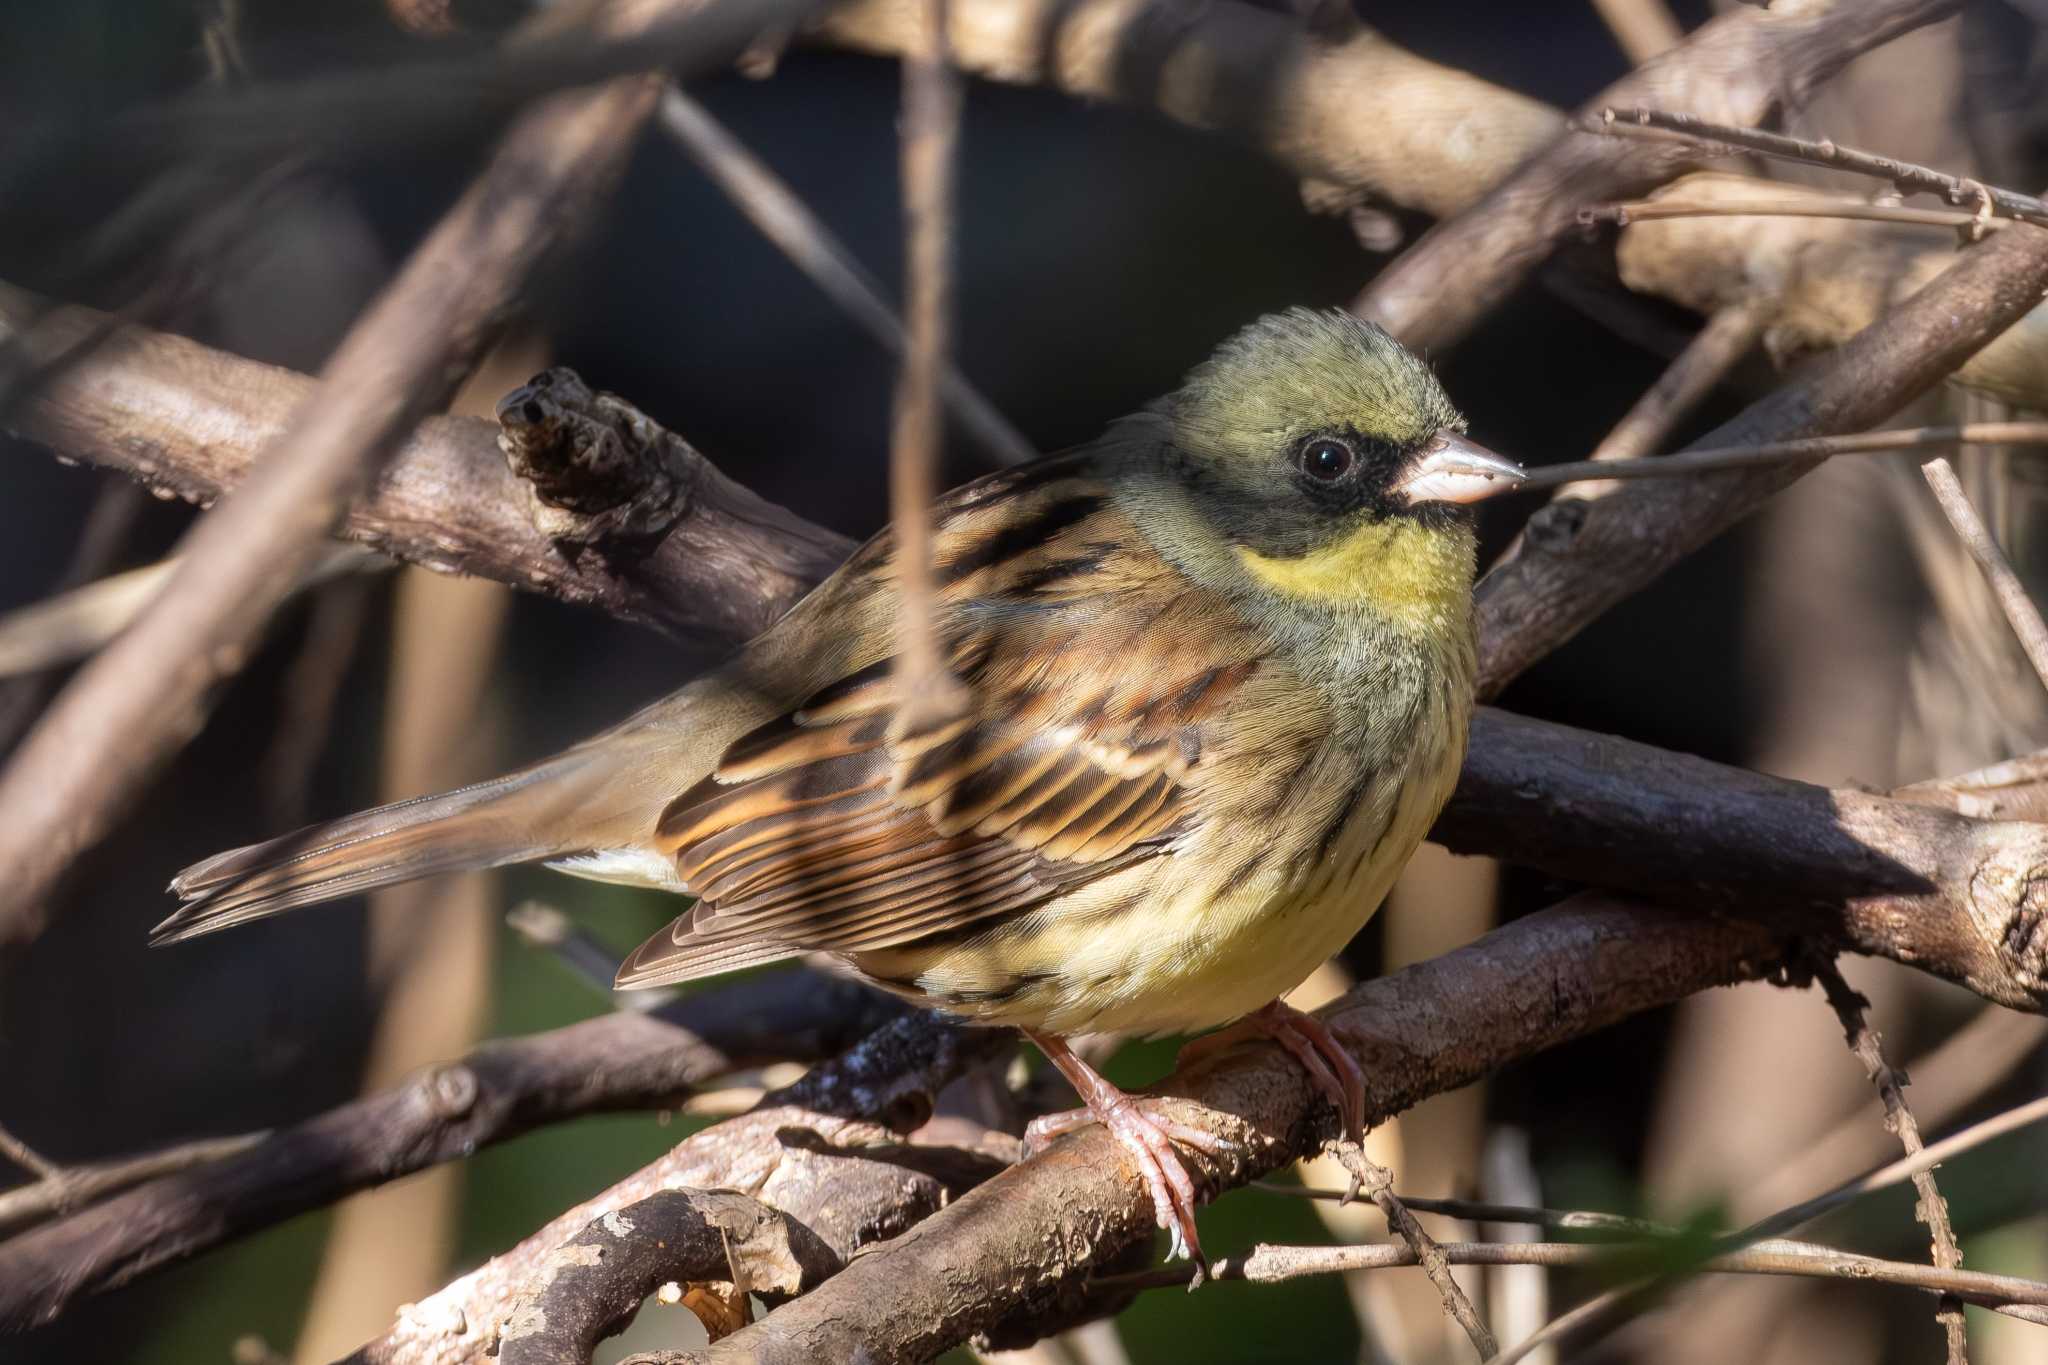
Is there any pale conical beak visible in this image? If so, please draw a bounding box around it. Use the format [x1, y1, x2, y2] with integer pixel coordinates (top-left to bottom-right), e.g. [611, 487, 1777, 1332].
[1390, 430, 1526, 505]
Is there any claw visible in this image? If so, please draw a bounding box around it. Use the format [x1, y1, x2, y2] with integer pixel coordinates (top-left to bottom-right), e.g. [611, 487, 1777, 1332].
[1024, 1029, 1214, 1274]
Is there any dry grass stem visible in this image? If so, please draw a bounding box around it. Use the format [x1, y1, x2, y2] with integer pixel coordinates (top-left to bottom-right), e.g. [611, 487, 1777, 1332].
[1921, 456, 2048, 696]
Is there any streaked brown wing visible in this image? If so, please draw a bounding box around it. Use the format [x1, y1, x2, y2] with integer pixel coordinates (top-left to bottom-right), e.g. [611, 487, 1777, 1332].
[614, 469, 1264, 989]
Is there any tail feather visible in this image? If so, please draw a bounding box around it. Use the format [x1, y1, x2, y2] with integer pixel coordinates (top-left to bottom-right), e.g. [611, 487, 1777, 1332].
[154, 754, 606, 945]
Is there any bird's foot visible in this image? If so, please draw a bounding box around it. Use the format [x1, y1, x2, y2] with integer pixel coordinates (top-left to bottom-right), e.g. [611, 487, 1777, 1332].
[1179, 998, 1367, 1143]
[1023, 1030, 1226, 1277]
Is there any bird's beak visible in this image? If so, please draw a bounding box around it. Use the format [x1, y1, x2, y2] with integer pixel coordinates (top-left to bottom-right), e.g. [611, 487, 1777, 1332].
[1390, 430, 1526, 505]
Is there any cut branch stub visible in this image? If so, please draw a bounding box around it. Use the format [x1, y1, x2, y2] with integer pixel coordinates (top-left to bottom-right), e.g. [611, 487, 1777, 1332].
[497, 368, 700, 549]
[496, 1190, 841, 1365]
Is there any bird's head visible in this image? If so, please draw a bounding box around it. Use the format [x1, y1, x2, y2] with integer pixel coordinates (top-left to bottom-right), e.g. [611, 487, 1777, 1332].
[1160, 307, 1522, 621]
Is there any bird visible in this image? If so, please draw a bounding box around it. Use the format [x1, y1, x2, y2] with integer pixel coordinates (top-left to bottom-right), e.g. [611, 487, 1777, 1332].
[154, 307, 1521, 1266]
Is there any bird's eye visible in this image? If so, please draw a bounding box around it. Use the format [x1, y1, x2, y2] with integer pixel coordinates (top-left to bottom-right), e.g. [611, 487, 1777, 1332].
[1300, 438, 1354, 482]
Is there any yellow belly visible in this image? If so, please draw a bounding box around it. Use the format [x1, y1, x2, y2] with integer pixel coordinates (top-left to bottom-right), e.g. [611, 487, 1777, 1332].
[854, 685, 1467, 1039]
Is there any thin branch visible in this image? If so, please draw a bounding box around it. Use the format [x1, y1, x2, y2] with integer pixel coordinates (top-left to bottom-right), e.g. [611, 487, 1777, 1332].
[1515, 421, 2048, 493]
[0, 0, 696, 950]
[1585, 303, 1762, 466]
[1475, 179, 2048, 700]
[0, 1124, 62, 1183]
[1922, 456, 2048, 696]
[815, 0, 2048, 410]
[1352, 0, 1957, 348]
[0, 1131, 267, 1238]
[1738, 1003, 2048, 1222]
[0, 970, 912, 1330]
[1581, 194, 2003, 232]
[656, 85, 1034, 466]
[1489, 1093, 2048, 1364]
[1594, 106, 2048, 229]
[504, 901, 668, 1011]
[0, 547, 379, 679]
[1251, 1186, 1676, 1240]
[1091, 1238, 2048, 1320]
[1330, 1144, 1497, 1359]
[1811, 959, 1967, 1363]
[0, 287, 853, 640]
[887, 0, 969, 727]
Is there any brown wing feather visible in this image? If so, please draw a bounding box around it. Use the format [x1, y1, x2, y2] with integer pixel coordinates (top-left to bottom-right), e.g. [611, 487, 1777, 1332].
[616, 468, 1264, 990]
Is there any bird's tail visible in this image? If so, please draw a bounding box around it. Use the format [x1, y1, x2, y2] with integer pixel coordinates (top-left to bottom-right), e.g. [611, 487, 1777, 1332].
[153, 748, 621, 945]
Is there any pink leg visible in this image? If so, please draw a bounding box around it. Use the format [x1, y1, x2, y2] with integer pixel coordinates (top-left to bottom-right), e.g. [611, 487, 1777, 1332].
[1179, 999, 1367, 1142]
[1022, 1030, 1227, 1271]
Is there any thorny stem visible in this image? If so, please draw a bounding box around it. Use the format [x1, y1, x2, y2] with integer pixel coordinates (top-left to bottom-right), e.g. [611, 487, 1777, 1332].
[1811, 959, 1968, 1364]
[1331, 1143, 1499, 1359]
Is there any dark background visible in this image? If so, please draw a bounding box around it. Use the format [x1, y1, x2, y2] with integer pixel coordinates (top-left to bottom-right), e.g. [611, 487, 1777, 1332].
[12, 2, 2032, 1362]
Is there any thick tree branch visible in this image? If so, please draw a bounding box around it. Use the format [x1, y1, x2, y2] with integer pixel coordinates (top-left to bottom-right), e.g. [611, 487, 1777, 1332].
[496, 1190, 841, 1365]
[0, 971, 908, 1331]
[1443, 709, 2048, 1012]
[619, 898, 1788, 1364]
[344, 1011, 1014, 1365]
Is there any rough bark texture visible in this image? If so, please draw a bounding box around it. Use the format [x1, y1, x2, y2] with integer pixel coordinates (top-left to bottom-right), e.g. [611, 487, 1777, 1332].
[342, 1013, 1015, 1365]
[495, 1191, 841, 1365]
[0, 286, 850, 641]
[1441, 710, 2048, 1011]
[619, 899, 1788, 1364]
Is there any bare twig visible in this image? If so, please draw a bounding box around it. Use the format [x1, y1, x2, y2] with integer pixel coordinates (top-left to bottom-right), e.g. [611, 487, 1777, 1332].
[1584, 302, 1762, 468]
[1330, 1144, 1497, 1359]
[504, 901, 667, 1010]
[0, 1125, 61, 1183]
[1489, 1093, 2048, 1363]
[1921, 456, 2048, 696]
[0, 286, 851, 641]
[1581, 193, 2004, 232]
[1092, 1238, 2048, 1319]
[1595, 106, 2048, 229]
[1252, 1186, 1676, 1240]
[1741, 1003, 2047, 1221]
[0, 0, 697, 949]
[0, 546, 377, 680]
[1476, 183, 2048, 699]
[1352, 0, 1958, 348]
[1811, 959, 1968, 1363]
[1517, 421, 2048, 493]
[656, 85, 1033, 466]
[0, 1131, 267, 1238]
[887, 0, 969, 726]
